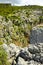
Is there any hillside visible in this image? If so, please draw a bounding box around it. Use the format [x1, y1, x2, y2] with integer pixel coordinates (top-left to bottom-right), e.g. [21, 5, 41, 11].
[0, 4, 43, 65]
[0, 4, 43, 47]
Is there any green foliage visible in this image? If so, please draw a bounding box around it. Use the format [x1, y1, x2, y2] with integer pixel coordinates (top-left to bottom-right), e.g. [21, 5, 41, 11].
[0, 4, 43, 16]
[0, 41, 3, 45]
[0, 46, 10, 65]
[0, 4, 43, 47]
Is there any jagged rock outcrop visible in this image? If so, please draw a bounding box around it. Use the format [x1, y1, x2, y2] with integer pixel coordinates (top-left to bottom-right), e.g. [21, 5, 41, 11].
[2, 43, 43, 65]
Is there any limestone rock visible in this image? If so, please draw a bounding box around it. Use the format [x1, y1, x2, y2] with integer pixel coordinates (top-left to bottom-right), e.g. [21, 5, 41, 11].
[30, 27, 43, 44]
[16, 57, 28, 65]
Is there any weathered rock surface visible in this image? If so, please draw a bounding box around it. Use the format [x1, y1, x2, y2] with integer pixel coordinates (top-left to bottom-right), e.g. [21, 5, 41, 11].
[2, 43, 21, 59]
[30, 27, 43, 44]
[2, 43, 43, 65]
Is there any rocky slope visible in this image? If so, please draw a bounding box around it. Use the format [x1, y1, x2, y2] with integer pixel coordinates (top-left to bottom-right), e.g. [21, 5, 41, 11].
[1, 26, 43, 65]
[2, 43, 43, 65]
[0, 7, 43, 47]
[0, 5, 43, 65]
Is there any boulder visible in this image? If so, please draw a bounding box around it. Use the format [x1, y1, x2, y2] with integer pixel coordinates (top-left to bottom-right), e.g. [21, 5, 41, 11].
[33, 53, 41, 62]
[16, 57, 28, 65]
[28, 60, 42, 65]
[9, 43, 21, 57]
[28, 44, 40, 54]
[2, 43, 20, 59]
[40, 53, 43, 63]
[30, 27, 43, 44]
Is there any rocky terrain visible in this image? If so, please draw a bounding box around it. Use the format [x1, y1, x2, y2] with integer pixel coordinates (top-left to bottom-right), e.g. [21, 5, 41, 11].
[0, 26, 43, 65]
[2, 42, 43, 65]
[0, 5, 43, 65]
[0, 7, 43, 47]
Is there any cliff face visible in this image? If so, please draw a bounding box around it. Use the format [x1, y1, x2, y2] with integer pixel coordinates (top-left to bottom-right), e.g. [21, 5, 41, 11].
[30, 27, 43, 44]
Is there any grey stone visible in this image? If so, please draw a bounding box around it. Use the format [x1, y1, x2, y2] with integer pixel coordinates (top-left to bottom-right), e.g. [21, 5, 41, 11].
[2, 43, 43, 65]
[28, 60, 42, 65]
[40, 53, 43, 63]
[28, 44, 40, 54]
[33, 53, 41, 62]
[16, 57, 28, 65]
[30, 27, 43, 44]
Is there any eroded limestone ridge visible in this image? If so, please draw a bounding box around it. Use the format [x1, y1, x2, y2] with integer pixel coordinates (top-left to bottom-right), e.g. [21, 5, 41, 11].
[2, 43, 43, 65]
